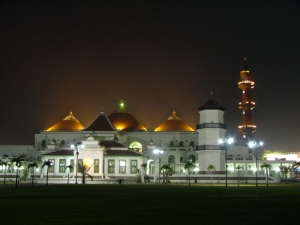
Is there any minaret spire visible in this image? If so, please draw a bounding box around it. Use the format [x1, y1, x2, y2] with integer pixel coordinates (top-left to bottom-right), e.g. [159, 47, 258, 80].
[238, 58, 256, 140]
[243, 57, 249, 71]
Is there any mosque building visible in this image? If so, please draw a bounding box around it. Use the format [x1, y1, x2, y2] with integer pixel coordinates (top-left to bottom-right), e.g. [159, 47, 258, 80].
[0, 59, 298, 183]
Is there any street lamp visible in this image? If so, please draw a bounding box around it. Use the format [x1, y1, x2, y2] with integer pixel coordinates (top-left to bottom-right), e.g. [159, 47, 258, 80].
[153, 149, 163, 183]
[218, 138, 234, 187]
[248, 141, 263, 187]
[71, 142, 85, 184]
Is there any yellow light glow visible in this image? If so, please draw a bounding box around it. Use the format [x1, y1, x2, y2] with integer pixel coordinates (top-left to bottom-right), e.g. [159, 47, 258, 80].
[83, 158, 93, 167]
[238, 81, 255, 85]
[238, 125, 257, 128]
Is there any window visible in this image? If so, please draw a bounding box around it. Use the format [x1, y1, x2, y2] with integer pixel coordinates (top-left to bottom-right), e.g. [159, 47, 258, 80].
[131, 160, 137, 174]
[119, 160, 126, 174]
[129, 142, 142, 153]
[60, 140, 65, 146]
[180, 157, 183, 163]
[168, 155, 175, 163]
[48, 159, 55, 173]
[94, 159, 99, 173]
[190, 141, 194, 147]
[59, 159, 66, 173]
[179, 141, 184, 147]
[169, 141, 174, 147]
[41, 140, 46, 148]
[189, 155, 196, 163]
[108, 160, 115, 173]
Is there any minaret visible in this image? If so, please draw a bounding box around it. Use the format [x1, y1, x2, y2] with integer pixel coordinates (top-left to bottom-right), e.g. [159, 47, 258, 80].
[196, 98, 227, 172]
[238, 58, 256, 140]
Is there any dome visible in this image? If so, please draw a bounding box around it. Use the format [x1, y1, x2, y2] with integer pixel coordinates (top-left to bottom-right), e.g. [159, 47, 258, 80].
[108, 100, 147, 131]
[46, 111, 85, 132]
[154, 110, 194, 132]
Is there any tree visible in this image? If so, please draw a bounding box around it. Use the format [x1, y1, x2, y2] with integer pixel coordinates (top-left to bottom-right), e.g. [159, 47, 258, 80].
[184, 161, 196, 186]
[20, 167, 29, 182]
[28, 162, 38, 186]
[279, 165, 292, 184]
[77, 160, 93, 184]
[292, 161, 300, 178]
[65, 165, 73, 185]
[260, 163, 271, 187]
[207, 164, 215, 186]
[136, 168, 143, 183]
[235, 165, 243, 187]
[160, 164, 173, 184]
[136, 163, 148, 184]
[0, 160, 10, 187]
[11, 155, 25, 188]
[42, 160, 53, 186]
[141, 163, 148, 184]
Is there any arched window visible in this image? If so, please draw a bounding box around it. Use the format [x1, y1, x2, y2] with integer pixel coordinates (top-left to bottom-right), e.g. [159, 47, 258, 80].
[190, 141, 194, 147]
[41, 140, 46, 148]
[180, 157, 183, 163]
[129, 142, 142, 153]
[60, 140, 65, 146]
[168, 155, 175, 163]
[189, 155, 196, 163]
[179, 141, 184, 147]
[169, 141, 174, 147]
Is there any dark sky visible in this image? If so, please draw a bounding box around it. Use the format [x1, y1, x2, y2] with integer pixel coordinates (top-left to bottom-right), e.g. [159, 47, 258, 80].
[1, 1, 300, 152]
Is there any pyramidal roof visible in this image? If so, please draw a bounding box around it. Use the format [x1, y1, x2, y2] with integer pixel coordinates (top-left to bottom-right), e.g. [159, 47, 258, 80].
[108, 100, 147, 131]
[83, 109, 117, 132]
[46, 111, 85, 132]
[198, 99, 225, 111]
[154, 110, 194, 132]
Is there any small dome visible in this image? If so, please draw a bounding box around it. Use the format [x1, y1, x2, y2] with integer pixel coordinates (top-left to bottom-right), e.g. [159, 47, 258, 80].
[154, 110, 194, 132]
[46, 111, 85, 132]
[108, 100, 147, 131]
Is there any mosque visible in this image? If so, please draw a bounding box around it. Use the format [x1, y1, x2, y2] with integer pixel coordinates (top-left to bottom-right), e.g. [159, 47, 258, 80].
[0, 59, 298, 183]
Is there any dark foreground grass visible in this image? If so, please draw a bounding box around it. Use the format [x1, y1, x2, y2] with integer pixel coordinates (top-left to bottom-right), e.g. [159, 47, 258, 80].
[1, 183, 299, 224]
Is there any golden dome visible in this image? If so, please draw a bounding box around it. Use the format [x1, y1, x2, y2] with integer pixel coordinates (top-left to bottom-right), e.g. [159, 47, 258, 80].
[155, 110, 194, 132]
[108, 100, 147, 131]
[46, 111, 85, 132]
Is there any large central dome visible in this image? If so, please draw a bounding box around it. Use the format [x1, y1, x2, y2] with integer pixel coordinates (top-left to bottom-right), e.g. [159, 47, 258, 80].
[154, 110, 194, 132]
[108, 100, 147, 131]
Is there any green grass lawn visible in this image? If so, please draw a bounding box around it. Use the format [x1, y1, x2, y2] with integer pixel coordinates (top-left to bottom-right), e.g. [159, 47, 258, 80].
[1, 183, 299, 224]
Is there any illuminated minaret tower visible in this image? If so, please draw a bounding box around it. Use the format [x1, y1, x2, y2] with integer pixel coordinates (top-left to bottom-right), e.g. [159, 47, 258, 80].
[238, 58, 256, 140]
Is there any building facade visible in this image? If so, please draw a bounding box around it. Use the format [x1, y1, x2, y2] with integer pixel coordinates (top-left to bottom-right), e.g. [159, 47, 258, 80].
[0, 60, 298, 183]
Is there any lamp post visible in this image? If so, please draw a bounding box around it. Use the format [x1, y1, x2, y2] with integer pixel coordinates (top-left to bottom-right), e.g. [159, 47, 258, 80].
[248, 141, 263, 187]
[71, 142, 84, 184]
[218, 138, 234, 187]
[153, 149, 163, 183]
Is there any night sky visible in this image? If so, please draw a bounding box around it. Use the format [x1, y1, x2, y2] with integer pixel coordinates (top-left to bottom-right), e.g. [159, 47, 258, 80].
[1, 1, 300, 152]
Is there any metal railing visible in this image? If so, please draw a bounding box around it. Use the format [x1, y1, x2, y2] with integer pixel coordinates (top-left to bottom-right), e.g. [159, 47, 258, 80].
[196, 145, 227, 150]
[196, 123, 227, 129]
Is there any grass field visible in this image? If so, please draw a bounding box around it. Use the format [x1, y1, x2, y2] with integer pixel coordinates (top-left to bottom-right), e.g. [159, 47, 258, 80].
[1, 183, 299, 224]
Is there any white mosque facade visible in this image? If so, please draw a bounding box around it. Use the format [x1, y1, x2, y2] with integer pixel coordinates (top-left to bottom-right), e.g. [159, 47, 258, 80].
[0, 60, 298, 184]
